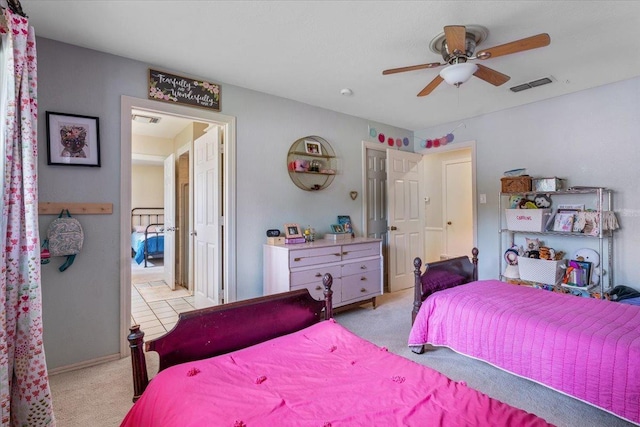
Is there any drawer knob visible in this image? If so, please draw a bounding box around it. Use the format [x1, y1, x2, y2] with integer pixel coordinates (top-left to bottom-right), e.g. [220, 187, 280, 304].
[360, 287, 367, 292]
[315, 285, 322, 290]
[315, 273, 322, 277]
[334, 253, 341, 257]
[360, 277, 367, 281]
[360, 265, 367, 270]
[342, 251, 349, 256]
[294, 257, 302, 262]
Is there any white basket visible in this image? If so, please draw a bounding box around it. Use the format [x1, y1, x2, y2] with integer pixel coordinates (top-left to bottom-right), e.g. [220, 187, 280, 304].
[505, 209, 551, 232]
[517, 257, 567, 285]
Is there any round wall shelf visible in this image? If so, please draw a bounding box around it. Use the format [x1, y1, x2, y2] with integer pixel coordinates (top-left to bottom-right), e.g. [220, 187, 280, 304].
[286, 136, 337, 191]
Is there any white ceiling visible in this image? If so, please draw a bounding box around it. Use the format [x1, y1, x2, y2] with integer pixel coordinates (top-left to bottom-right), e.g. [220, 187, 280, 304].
[131, 109, 196, 139]
[21, 1, 640, 131]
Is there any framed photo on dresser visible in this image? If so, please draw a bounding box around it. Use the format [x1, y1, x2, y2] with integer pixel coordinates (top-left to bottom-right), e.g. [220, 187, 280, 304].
[284, 223, 303, 238]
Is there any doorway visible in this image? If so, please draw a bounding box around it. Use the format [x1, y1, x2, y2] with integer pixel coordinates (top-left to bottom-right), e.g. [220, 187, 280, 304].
[422, 144, 476, 263]
[362, 140, 476, 292]
[129, 112, 197, 341]
[443, 158, 473, 258]
[120, 96, 237, 356]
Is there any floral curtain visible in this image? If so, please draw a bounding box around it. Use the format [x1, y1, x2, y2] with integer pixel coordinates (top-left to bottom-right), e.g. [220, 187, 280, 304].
[0, 7, 55, 426]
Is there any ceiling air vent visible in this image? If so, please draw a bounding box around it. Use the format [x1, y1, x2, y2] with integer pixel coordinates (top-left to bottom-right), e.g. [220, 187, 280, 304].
[131, 114, 161, 124]
[529, 77, 553, 87]
[510, 77, 553, 93]
[510, 83, 531, 93]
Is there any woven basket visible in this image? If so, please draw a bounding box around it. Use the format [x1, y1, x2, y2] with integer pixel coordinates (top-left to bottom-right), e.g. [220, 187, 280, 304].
[501, 176, 532, 193]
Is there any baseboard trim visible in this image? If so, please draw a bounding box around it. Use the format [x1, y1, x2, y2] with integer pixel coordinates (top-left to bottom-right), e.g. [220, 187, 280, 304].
[48, 353, 122, 376]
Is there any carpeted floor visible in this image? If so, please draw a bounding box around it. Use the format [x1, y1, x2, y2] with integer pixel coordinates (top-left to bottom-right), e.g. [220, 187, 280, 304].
[49, 288, 635, 426]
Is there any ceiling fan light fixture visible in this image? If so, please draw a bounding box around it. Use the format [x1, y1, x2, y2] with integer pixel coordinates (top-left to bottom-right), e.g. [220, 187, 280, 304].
[439, 63, 478, 87]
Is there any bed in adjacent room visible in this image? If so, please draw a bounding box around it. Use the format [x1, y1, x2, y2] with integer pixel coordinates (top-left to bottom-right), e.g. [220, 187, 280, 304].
[121, 274, 552, 427]
[409, 249, 640, 425]
[130, 207, 164, 267]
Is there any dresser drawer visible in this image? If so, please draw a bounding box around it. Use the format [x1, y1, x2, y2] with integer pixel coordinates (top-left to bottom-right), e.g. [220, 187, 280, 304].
[341, 270, 381, 302]
[290, 265, 341, 287]
[289, 246, 341, 268]
[342, 258, 380, 276]
[292, 277, 342, 302]
[341, 242, 380, 261]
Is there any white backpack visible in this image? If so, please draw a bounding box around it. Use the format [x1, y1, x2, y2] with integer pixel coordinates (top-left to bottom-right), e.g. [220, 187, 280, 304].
[42, 210, 84, 272]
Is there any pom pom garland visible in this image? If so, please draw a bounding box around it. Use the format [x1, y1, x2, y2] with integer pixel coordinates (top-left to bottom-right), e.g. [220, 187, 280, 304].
[419, 123, 465, 149]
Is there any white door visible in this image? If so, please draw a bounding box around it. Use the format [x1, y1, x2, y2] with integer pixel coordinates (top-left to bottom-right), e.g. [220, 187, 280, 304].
[163, 154, 176, 290]
[365, 147, 388, 288]
[193, 128, 221, 308]
[386, 149, 424, 292]
[443, 159, 473, 258]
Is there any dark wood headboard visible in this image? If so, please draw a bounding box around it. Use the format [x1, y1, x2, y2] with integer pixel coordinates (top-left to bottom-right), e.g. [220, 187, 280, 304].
[128, 273, 334, 402]
[412, 248, 479, 323]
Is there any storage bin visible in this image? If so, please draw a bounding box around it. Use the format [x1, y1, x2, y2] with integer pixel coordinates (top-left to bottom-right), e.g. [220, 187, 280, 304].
[501, 176, 532, 193]
[518, 257, 567, 285]
[324, 233, 347, 241]
[505, 209, 551, 232]
[532, 177, 564, 192]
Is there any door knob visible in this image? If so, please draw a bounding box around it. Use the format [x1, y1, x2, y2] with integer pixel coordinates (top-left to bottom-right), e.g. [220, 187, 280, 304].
[190, 230, 197, 236]
[389, 226, 398, 231]
[447, 221, 452, 225]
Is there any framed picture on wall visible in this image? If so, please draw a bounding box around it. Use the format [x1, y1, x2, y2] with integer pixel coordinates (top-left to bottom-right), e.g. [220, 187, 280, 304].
[46, 111, 101, 167]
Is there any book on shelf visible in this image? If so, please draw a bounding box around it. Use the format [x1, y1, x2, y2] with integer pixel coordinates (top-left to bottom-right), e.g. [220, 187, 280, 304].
[337, 215, 353, 234]
[553, 212, 574, 232]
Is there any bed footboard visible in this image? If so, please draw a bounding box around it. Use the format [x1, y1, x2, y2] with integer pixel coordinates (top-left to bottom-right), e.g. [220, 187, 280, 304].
[128, 273, 334, 402]
[412, 248, 478, 324]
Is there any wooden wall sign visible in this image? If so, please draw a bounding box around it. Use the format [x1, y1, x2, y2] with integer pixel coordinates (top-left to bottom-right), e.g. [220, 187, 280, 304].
[148, 69, 220, 111]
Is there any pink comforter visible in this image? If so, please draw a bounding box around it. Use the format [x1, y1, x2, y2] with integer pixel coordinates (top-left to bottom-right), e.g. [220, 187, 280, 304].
[122, 319, 551, 426]
[409, 280, 640, 424]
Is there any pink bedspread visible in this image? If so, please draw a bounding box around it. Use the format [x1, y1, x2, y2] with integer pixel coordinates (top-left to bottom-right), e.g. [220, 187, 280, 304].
[409, 280, 640, 424]
[122, 319, 551, 426]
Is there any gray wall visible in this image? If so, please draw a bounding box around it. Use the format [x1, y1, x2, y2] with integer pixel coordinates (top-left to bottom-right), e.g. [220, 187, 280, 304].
[36, 38, 412, 370]
[415, 76, 640, 288]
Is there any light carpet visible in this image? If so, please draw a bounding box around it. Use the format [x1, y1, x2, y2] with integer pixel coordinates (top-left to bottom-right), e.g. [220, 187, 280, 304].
[49, 288, 635, 427]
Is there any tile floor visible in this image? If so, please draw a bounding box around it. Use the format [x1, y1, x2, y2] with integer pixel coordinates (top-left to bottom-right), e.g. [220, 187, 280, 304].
[130, 260, 196, 341]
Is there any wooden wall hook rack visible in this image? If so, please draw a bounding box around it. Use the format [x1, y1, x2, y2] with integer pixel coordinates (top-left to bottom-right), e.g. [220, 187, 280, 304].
[38, 202, 113, 215]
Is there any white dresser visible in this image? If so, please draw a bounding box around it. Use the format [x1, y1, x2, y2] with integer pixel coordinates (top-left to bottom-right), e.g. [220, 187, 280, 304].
[263, 238, 383, 309]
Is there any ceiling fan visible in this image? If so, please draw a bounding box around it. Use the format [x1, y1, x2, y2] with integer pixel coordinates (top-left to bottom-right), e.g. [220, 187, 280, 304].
[382, 25, 551, 97]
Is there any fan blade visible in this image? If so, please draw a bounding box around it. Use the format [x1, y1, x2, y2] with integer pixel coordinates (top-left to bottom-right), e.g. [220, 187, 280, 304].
[417, 75, 443, 97]
[476, 33, 550, 60]
[382, 62, 443, 75]
[444, 25, 466, 55]
[473, 64, 510, 86]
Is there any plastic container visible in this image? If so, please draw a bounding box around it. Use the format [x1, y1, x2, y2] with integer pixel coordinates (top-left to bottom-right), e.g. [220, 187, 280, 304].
[517, 257, 567, 285]
[505, 209, 551, 232]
